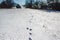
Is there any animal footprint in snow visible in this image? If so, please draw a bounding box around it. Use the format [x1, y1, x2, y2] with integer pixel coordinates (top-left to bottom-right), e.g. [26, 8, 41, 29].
[29, 37, 32, 40]
[26, 27, 29, 30]
[30, 29, 32, 31]
[29, 33, 32, 35]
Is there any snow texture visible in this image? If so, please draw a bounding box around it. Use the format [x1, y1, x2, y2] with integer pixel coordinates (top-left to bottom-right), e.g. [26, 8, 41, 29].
[0, 9, 60, 40]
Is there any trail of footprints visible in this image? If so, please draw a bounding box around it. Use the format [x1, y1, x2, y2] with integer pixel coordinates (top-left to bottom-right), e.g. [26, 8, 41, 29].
[26, 28, 32, 40]
[0, 14, 60, 40]
[26, 15, 34, 40]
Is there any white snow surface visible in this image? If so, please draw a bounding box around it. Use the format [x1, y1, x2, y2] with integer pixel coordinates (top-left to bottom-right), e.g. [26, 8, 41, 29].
[0, 9, 60, 40]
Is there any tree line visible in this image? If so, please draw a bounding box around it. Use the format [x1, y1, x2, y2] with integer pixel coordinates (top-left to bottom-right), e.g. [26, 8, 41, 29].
[25, 0, 60, 10]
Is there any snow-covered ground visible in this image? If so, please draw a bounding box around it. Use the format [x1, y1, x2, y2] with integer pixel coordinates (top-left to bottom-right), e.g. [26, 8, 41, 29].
[0, 8, 60, 40]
